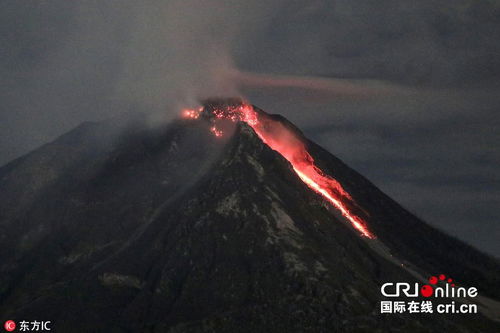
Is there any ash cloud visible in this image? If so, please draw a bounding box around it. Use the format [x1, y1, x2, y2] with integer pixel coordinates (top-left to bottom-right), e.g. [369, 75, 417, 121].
[0, 0, 285, 163]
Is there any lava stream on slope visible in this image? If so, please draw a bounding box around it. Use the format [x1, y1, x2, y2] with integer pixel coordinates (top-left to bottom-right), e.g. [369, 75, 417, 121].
[181, 101, 375, 239]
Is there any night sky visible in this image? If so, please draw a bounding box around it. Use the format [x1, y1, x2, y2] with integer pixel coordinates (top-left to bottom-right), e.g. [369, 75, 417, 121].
[1, 1, 499, 256]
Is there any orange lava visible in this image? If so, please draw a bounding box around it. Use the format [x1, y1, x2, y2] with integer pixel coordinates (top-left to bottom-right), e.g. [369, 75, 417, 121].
[293, 169, 374, 238]
[183, 103, 375, 239]
[181, 107, 203, 119]
[210, 126, 223, 137]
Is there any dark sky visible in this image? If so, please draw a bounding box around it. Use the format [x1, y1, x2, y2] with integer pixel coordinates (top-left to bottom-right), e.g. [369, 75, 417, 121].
[1, 1, 499, 256]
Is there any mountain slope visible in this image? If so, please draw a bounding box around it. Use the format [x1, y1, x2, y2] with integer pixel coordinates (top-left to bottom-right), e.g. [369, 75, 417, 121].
[0, 104, 498, 332]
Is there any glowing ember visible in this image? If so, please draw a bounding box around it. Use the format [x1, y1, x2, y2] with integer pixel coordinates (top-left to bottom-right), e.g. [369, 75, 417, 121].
[210, 126, 223, 137]
[182, 102, 375, 239]
[182, 107, 203, 119]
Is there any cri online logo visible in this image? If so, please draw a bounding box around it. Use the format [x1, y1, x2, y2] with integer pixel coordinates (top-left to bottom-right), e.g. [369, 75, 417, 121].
[381, 274, 478, 298]
[4, 320, 16, 332]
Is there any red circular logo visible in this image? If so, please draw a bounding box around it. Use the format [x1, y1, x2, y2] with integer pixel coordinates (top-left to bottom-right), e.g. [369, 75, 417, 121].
[4, 320, 16, 332]
[420, 285, 434, 297]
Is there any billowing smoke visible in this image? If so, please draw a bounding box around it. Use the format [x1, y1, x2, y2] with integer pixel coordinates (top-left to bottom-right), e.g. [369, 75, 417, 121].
[108, 0, 311, 117]
[112, 0, 243, 113]
[232, 70, 415, 101]
[74, 0, 410, 120]
[0, 0, 414, 163]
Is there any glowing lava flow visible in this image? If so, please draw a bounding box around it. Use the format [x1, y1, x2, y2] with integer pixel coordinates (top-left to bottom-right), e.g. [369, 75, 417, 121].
[293, 169, 374, 238]
[182, 103, 375, 239]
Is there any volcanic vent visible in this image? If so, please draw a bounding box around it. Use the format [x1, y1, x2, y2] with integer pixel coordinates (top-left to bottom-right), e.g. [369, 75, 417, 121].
[0, 99, 499, 332]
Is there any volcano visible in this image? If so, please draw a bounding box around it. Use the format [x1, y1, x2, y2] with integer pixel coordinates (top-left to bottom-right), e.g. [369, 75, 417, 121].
[0, 100, 499, 332]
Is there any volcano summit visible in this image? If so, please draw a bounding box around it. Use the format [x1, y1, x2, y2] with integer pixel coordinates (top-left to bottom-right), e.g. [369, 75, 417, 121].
[0, 100, 499, 332]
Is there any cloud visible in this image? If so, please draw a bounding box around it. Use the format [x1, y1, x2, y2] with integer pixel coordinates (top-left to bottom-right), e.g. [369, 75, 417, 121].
[0, 0, 284, 162]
